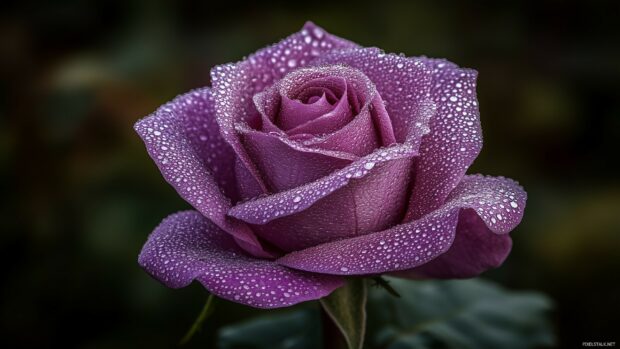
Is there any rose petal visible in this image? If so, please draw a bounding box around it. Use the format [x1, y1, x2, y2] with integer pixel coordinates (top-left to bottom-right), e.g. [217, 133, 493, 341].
[280, 75, 348, 132]
[254, 157, 413, 252]
[211, 22, 359, 194]
[276, 175, 526, 275]
[134, 89, 268, 257]
[406, 59, 483, 220]
[229, 144, 418, 251]
[285, 85, 353, 136]
[236, 123, 356, 192]
[279, 93, 336, 131]
[394, 174, 524, 278]
[230, 144, 417, 224]
[313, 48, 434, 143]
[139, 211, 343, 308]
[299, 93, 396, 156]
[392, 209, 512, 279]
[143, 88, 237, 198]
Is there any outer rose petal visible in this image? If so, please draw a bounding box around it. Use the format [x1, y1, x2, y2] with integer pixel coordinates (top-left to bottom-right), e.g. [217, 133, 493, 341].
[229, 144, 420, 251]
[134, 89, 269, 257]
[393, 210, 512, 279]
[276, 175, 525, 275]
[139, 211, 344, 309]
[175, 88, 238, 199]
[395, 174, 525, 278]
[313, 48, 434, 143]
[406, 59, 483, 220]
[211, 22, 359, 194]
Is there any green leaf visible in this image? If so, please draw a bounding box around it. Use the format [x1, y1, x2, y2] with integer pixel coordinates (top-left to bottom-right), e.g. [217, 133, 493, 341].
[367, 278, 555, 349]
[218, 308, 322, 349]
[320, 278, 368, 349]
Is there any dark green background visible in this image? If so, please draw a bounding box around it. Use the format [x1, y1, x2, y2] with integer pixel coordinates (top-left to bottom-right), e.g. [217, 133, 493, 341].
[1, 0, 619, 347]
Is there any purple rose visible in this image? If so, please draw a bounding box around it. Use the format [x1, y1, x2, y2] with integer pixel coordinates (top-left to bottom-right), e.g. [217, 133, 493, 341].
[135, 22, 526, 308]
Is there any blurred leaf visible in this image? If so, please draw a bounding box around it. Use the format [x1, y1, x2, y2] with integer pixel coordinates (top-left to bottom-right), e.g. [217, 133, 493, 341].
[218, 308, 322, 349]
[368, 278, 555, 349]
[320, 279, 368, 349]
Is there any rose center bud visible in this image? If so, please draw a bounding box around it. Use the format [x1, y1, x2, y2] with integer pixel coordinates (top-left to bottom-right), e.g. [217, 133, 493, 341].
[234, 65, 398, 200]
[277, 76, 359, 138]
[253, 65, 397, 158]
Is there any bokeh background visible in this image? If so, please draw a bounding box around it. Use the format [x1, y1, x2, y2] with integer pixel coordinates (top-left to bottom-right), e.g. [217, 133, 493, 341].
[2, 0, 619, 347]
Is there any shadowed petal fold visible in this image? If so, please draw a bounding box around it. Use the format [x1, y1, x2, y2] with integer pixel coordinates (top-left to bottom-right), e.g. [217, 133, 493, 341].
[276, 175, 526, 275]
[138, 211, 344, 309]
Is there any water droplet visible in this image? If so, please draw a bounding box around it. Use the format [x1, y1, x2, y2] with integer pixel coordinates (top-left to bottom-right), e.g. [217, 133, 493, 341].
[313, 27, 324, 38]
[364, 162, 375, 170]
[510, 201, 518, 208]
[293, 196, 302, 203]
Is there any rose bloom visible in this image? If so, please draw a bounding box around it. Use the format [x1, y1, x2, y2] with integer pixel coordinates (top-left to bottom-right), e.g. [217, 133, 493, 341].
[135, 22, 526, 308]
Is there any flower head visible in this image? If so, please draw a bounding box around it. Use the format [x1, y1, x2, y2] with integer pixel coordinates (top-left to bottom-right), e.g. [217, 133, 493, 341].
[135, 22, 526, 308]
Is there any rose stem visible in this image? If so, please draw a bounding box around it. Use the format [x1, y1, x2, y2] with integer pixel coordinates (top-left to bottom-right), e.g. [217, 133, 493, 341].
[178, 293, 216, 346]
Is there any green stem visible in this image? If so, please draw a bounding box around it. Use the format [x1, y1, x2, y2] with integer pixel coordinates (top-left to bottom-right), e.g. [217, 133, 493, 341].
[178, 294, 215, 346]
[372, 276, 401, 298]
